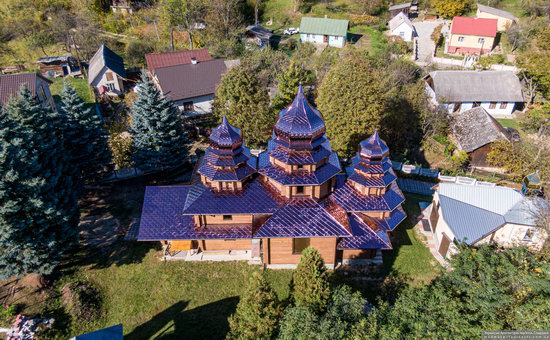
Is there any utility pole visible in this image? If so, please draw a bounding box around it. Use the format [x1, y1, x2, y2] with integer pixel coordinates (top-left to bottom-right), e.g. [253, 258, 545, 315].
[69, 29, 87, 79]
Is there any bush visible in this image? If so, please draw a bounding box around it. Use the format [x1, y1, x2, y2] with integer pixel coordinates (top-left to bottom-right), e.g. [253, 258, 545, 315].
[292, 247, 331, 313]
[62, 281, 102, 321]
[450, 149, 469, 168]
[476, 54, 505, 69]
[125, 40, 156, 67]
[431, 24, 444, 47]
[0, 304, 16, 325]
[519, 103, 550, 133]
[109, 131, 133, 169]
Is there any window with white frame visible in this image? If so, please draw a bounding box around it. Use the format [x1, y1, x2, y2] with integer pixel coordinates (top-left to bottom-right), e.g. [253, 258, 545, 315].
[478, 38, 485, 44]
[458, 36, 464, 42]
[106, 83, 116, 91]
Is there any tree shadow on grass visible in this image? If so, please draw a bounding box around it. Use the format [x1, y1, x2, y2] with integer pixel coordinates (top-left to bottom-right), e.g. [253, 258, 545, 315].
[126, 297, 239, 340]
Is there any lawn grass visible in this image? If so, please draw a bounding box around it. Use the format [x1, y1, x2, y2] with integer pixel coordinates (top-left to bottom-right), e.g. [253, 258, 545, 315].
[497, 118, 520, 130]
[349, 25, 388, 55]
[49, 77, 95, 104]
[381, 194, 440, 285]
[498, 0, 526, 18]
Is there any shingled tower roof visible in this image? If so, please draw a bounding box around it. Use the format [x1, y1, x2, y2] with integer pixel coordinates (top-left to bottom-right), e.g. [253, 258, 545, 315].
[359, 130, 389, 159]
[197, 116, 256, 185]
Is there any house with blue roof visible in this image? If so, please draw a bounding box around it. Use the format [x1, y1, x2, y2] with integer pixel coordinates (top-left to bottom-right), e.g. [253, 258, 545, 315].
[132, 86, 406, 267]
[88, 44, 126, 96]
[429, 183, 546, 258]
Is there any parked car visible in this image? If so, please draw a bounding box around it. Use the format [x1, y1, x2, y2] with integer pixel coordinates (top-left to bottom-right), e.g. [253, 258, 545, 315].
[283, 27, 299, 35]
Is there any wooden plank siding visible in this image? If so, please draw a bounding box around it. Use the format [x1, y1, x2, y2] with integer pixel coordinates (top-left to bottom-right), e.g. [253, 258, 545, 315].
[265, 237, 338, 265]
[202, 239, 252, 251]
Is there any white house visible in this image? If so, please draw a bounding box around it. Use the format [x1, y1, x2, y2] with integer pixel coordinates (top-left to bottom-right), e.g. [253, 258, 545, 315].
[388, 12, 415, 42]
[424, 71, 524, 117]
[152, 59, 231, 115]
[299, 17, 349, 48]
[88, 44, 126, 96]
[429, 183, 546, 258]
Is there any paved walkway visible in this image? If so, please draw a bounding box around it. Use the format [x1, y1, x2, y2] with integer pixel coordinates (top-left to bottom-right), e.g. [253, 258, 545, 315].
[413, 20, 443, 65]
[414, 204, 449, 267]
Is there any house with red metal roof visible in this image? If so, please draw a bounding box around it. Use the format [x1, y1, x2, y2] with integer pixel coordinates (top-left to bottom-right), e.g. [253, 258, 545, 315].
[447, 16, 498, 55]
[145, 48, 212, 74]
[0, 73, 55, 111]
[132, 86, 406, 267]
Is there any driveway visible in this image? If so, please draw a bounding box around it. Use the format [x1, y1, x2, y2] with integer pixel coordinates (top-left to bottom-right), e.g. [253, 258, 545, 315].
[413, 20, 445, 65]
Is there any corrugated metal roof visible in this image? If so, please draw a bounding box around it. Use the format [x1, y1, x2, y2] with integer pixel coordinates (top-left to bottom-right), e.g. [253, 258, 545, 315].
[0, 73, 51, 106]
[88, 44, 126, 84]
[427, 71, 523, 103]
[155, 59, 226, 101]
[299, 17, 349, 37]
[438, 183, 540, 244]
[439, 195, 505, 245]
[439, 183, 522, 215]
[451, 16, 497, 37]
[477, 4, 517, 20]
[146, 48, 212, 72]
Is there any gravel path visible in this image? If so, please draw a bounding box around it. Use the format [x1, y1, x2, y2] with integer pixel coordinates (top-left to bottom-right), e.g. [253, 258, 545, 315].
[413, 21, 443, 64]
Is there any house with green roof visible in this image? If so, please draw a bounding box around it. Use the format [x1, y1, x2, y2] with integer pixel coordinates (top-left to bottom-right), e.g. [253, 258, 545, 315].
[299, 16, 349, 48]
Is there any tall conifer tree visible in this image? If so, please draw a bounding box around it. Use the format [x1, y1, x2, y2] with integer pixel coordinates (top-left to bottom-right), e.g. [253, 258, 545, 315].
[0, 87, 79, 278]
[227, 272, 282, 339]
[292, 247, 331, 313]
[130, 72, 188, 171]
[60, 83, 112, 181]
[212, 66, 274, 148]
[272, 61, 314, 111]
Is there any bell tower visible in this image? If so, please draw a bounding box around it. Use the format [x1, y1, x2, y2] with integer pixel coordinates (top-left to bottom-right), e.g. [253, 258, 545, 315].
[197, 116, 256, 191]
[258, 86, 341, 199]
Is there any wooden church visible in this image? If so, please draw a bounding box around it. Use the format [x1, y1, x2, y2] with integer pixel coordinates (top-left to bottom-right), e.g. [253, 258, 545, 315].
[135, 86, 406, 268]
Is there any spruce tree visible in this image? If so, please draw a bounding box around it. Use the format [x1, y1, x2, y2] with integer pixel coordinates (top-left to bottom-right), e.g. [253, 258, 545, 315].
[212, 65, 274, 148]
[272, 60, 314, 111]
[130, 72, 188, 171]
[0, 87, 79, 278]
[227, 272, 282, 339]
[292, 247, 331, 314]
[60, 83, 112, 182]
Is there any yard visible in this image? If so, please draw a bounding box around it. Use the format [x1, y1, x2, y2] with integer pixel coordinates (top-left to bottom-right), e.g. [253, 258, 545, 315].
[0, 184, 438, 338]
[49, 77, 95, 104]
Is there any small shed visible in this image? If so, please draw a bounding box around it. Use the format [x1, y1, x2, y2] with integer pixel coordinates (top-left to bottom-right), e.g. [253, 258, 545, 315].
[450, 106, 510, 166]
[245, 25, 274, 49]
[389, 2, 412, 18]
[37, 56, 80, 78]
[88, 44, 126, 96]
[299, 17, 349, 48]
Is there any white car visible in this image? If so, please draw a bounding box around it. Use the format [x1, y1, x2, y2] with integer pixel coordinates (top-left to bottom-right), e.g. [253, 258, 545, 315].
[283, 27, 299, 35]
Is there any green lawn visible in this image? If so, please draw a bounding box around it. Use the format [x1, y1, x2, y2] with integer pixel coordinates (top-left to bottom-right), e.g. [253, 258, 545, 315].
[50, 77, 95, 104]
[498, 0, 526, 18]
[381, 194, 440, 285]
[45, 194, 437, 338]
[497, 118, 520, 130]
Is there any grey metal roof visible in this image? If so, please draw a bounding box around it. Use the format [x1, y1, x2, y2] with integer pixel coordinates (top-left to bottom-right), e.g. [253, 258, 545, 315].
[477, 3, 517, 20]
[389, 2, 411, 11]
[88, 44, 126, 84]
[427, 71, 523, 103]
[389, 11, 414, 31]
[439, 195, 505, 245]
[451, 106, 510, 152]
[438, 183, 539, 244]
[299, 17, 349, 37]
[154, 59, 227, 101]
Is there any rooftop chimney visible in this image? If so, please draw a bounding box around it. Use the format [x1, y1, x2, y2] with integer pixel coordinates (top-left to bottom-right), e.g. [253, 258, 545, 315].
[191, 57, 197, 65]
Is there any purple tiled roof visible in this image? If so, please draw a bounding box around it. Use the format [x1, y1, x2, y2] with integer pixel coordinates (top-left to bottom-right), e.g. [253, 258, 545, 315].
[255, 198, 351, 238]
[337, 213, 392, 250]
[197, 156, 256, 181]
[359, 131, 389, 159]
[258, 151, 341, 185]
[210, 116, 242, 147]
[182, 180, 285, 214]
[137, 186, 255, 240]
[331, 176, 405, 212]
[274, 85, 326, 138]
[347, 170, 397, 188]
[380, 206, 407, 231]
[268, 140, 333, 165]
